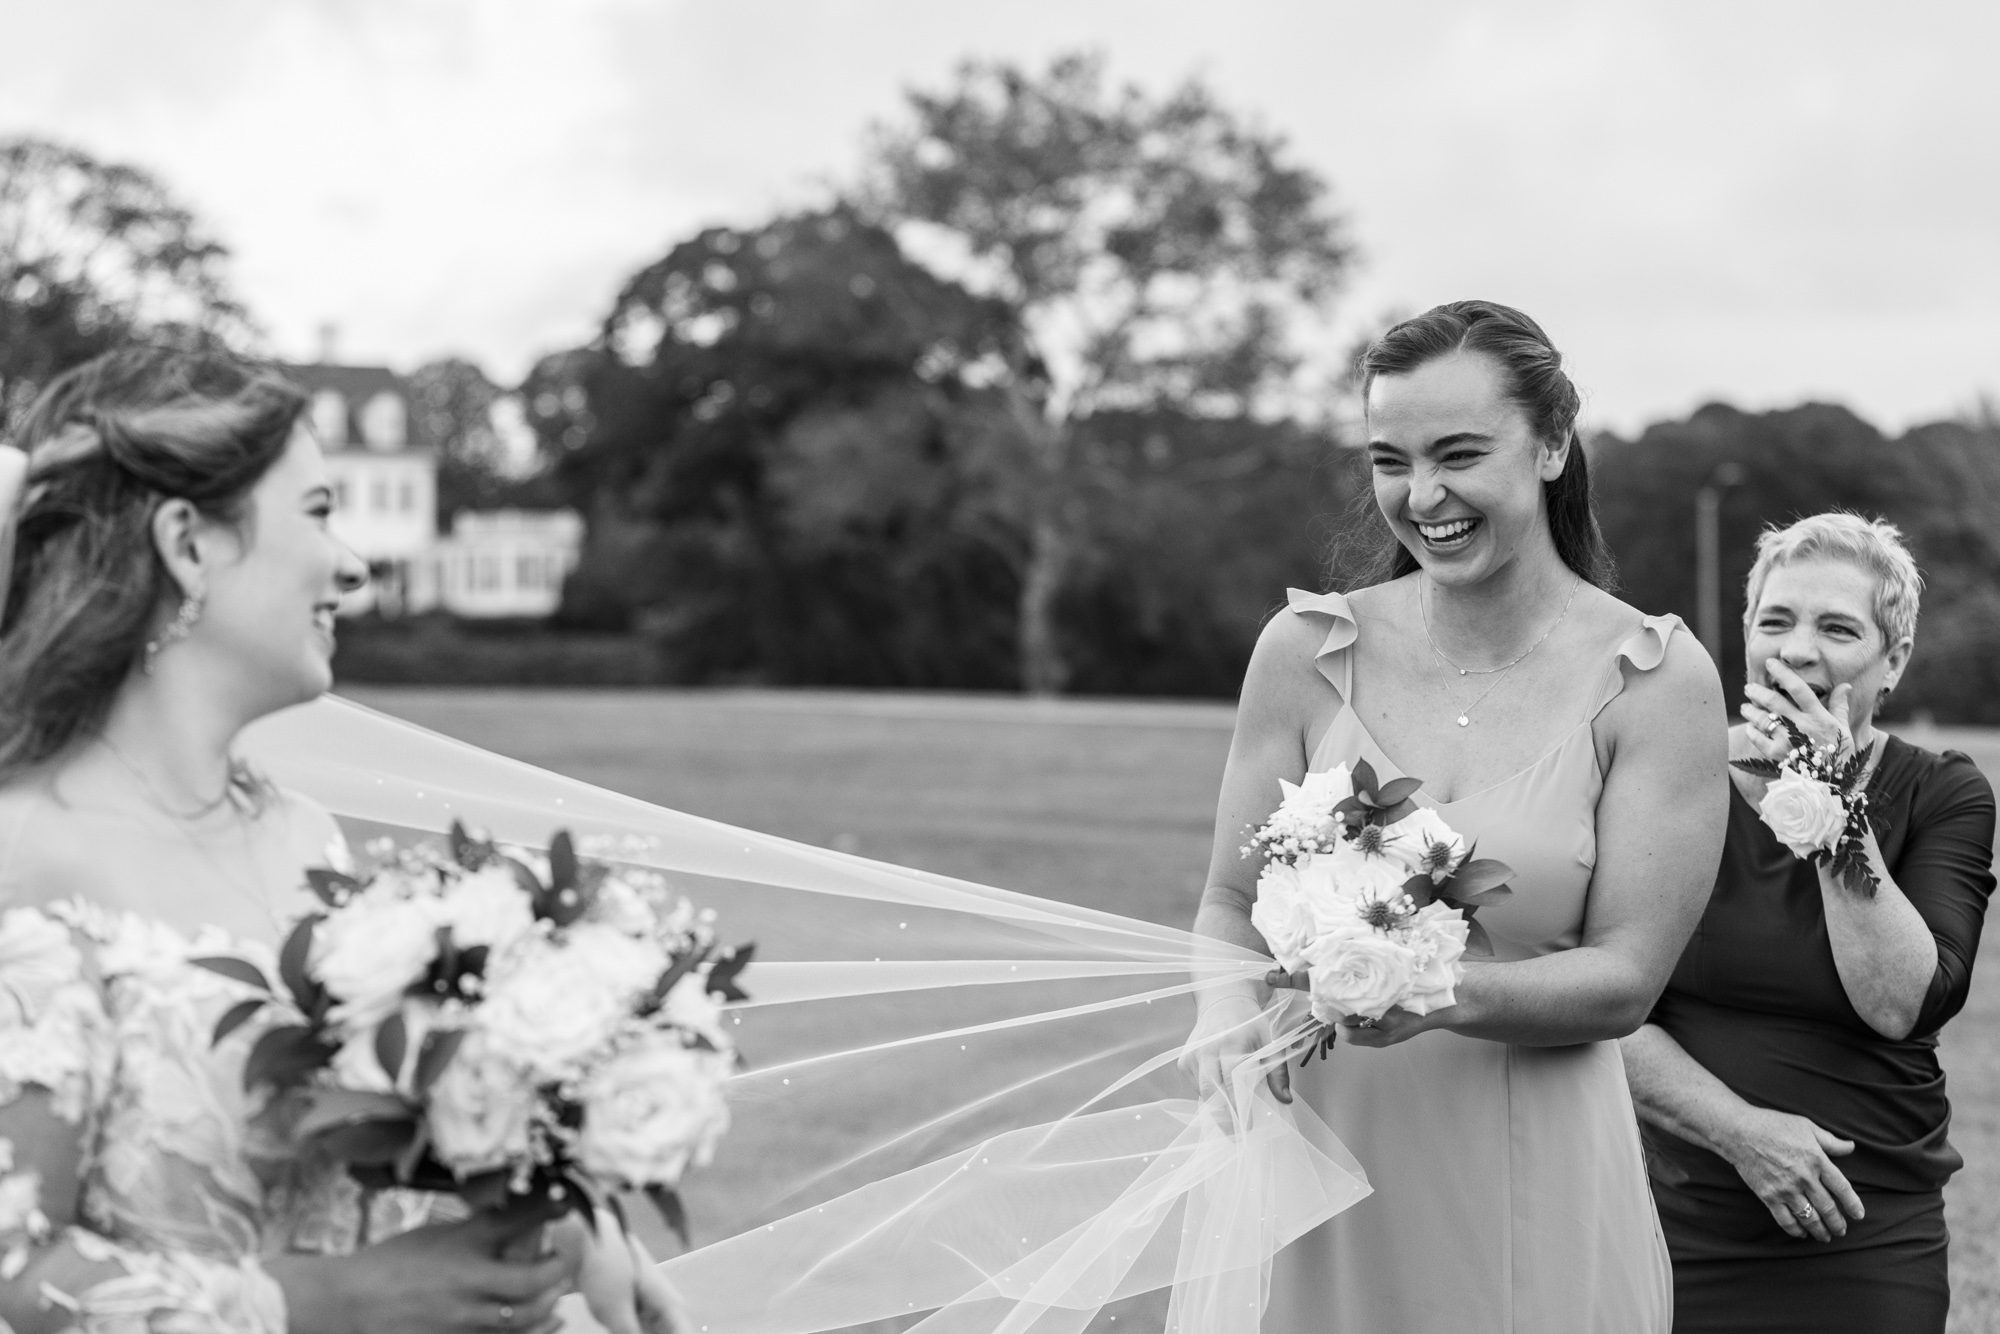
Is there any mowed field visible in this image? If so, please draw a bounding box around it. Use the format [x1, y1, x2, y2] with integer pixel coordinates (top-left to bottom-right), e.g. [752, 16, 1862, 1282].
[344, 686, 2000, 1332]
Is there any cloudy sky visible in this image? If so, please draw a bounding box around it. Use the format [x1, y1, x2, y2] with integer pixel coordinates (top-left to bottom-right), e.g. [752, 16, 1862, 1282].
[3, 0, 1993, 434]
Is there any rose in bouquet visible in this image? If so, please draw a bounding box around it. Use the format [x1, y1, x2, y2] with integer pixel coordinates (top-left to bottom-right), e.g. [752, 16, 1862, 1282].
[1244, 759, 1513, 1062]
[1730, 717, 1881, 896]
[193, 822, 750, 1242]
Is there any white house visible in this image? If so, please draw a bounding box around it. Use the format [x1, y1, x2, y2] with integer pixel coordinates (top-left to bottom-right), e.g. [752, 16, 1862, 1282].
[286, 361, 582, 620]
[432, 509, 584, 619]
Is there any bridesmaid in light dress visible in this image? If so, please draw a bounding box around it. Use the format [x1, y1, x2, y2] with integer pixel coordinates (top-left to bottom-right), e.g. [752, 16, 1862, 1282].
[1185, 300, 1729, 1332]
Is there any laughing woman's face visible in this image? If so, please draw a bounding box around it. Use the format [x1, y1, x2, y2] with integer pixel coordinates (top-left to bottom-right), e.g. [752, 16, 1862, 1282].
[1744, 557, 1911, 733]
[1365, 350, 1569, 592]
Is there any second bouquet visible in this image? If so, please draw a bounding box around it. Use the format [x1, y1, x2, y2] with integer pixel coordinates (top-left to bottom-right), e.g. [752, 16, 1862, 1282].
[1246, 760, 1512, 1062]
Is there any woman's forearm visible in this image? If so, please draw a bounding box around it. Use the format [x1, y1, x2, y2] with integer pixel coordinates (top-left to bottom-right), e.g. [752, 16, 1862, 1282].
[1820, 831, 1937, 1039]
[1619, 1023, 1758, 1158]
[1437, 945, 1667, 1046]
[1190, 884, 1274, 1013]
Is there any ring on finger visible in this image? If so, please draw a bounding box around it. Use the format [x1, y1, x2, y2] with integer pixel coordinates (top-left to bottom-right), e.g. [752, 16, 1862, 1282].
[1352, 1016, 1376, 1028]
[1792, 1203, 1816, 1221]
[497, 1304, 515, 1328]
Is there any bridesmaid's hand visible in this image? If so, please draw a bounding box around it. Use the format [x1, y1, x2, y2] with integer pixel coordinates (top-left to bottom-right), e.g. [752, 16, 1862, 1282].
[1181, 994, 1293, 1108]
[1720, 1106, 1865, 1243]
[1335, 1006, 1439, 1049]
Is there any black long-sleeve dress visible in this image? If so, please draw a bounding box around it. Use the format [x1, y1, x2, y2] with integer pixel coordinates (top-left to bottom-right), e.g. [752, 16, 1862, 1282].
[1645, 735, 1995, 1333]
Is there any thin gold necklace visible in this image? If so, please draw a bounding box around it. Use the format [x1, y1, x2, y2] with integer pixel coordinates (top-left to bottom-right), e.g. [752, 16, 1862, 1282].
[1421, 576, 1583, 727]
[94, 737, 281, 927]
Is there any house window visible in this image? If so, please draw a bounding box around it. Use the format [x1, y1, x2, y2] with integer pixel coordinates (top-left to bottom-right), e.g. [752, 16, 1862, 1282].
[398, 479, 416, 513]
[370, 477, 390, 512]
[476, 555, 501, 591]
[516, 554, 541, 589]
[332, 479, 349, 511]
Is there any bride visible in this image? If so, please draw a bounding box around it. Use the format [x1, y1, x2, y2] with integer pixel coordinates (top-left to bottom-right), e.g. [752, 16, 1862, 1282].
[0, 347, 673, 1334]
[0, 345, 1369, 1334]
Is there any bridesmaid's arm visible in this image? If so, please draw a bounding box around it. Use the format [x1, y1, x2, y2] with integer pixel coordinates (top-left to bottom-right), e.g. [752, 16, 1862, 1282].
[1363, 630, 1728, 1048]
[1190, 610, 1325, 1008]
[1182, 611, 1328, 1102]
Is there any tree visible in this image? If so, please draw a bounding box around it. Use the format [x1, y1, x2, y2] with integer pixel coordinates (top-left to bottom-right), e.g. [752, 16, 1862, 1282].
[0, 136, 249, 422]
[407, 356, 526, 519]
[853, 51, 1353, 692]
[553, 206, 1030, 680]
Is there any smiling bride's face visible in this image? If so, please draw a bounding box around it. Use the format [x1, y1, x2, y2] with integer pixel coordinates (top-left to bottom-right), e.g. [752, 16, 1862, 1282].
[193, 427, 367, 717]
[1365, 350, 1569, 591]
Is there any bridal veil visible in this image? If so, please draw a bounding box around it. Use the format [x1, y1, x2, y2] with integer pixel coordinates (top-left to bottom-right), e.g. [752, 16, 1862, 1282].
[245, 696, 1368, 1333]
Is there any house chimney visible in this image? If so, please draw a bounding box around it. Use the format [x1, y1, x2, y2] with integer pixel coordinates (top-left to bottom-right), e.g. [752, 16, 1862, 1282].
[316, 322, 339, 366]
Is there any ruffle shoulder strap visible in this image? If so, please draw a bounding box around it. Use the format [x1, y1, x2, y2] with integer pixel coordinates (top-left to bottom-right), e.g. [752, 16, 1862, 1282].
[1285, 588, 1359, 701]
[1590, 612, 1686, 719]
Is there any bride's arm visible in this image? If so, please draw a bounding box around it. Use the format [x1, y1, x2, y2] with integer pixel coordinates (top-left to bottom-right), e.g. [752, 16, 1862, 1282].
[1355, 630, 1728, 1049]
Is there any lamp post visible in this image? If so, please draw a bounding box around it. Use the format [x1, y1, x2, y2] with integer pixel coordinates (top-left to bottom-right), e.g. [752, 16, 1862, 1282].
[1695, 461, 1747, 662]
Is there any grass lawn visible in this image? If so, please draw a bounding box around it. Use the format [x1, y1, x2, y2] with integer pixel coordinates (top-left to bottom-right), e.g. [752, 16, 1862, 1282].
[344, 687, 2000, 1332]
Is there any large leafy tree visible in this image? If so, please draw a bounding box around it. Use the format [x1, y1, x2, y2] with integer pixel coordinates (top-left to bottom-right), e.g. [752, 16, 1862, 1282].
[554, 205, 1031, 681]
[0, 136, 249, 422]
[407, 356, 545, 519]
[853, 51, 1353, 692]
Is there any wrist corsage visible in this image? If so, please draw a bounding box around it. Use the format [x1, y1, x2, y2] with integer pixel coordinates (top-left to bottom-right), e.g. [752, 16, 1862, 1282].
[1732, 719, 1879, 896]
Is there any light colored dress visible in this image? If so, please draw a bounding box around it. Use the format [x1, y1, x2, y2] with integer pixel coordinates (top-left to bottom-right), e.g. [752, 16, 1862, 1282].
[1265, 589, 1674, 1334]
[0, 787, 436, 1333]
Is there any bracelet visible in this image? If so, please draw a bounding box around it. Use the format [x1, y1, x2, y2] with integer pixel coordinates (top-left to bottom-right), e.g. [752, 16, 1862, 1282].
[1731, 721, 1881, 897]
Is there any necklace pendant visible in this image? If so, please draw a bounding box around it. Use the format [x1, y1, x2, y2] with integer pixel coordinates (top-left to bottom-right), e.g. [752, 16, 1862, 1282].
[1456, 714, 1470, 727]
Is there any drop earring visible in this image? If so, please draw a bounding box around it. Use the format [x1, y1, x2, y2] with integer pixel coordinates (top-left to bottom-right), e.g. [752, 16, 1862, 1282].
[143, 590, 204, 675]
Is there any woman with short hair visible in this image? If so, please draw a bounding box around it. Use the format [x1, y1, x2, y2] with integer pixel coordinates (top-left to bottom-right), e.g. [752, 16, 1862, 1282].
[1623, 512, 1995, 1334]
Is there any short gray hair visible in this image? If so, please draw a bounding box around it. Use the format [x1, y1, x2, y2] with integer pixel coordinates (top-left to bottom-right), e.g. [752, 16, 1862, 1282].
[1742, 512, 1922, 648]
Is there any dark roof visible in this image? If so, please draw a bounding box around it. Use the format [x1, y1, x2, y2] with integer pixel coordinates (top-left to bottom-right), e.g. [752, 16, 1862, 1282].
[279, 362, 432, 454]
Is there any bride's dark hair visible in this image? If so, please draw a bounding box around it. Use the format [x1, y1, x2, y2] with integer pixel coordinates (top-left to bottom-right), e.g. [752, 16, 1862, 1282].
[1337, 299, 1617, 592]
[0, 346, 308, 780]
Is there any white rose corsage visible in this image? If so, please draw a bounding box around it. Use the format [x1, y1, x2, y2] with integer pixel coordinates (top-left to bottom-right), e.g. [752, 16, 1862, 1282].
[1734, 719, 1881, 896]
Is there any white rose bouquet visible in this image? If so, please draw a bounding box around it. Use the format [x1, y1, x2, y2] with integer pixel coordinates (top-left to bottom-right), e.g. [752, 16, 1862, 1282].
[1732, 718, 1881, 896]
[1245, 760, 1513, 1062]
[193, 822, 749, 1242]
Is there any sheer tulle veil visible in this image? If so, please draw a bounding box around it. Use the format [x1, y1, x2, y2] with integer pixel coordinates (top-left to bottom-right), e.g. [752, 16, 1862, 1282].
[244, 696, 1369, 1333]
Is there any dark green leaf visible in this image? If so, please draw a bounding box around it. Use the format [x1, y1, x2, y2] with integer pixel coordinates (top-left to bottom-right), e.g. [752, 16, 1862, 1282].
[1462, 917, 1495, 958]
[278, 915, 324, 1015]
[450, 820, 491, 870]
[1350, 759, 1379, 805]
[1445, 858, 1513, 898]
[548, 830, 579, 893]
[294, 1089, 416, 1141]
[461, 1170, 514, 1212]
[1730, 758, 1783, 778]
[210, 997, 267, 1046]
[305, 868, 362, 907]
[413, 1027, 468, 1097]
[705, 943, 755, 1002]
[647, 1186, 690, 1247]
[1398, 872, 1436, 909]
[314, 1117, 420, 1167]
[1375, 776, 1423, 807]
[191, 954, 273, 994]
[375, 1012, 409, 1084]
[242, 1025, 335, 1091]
[1445, 887, 1513, 909]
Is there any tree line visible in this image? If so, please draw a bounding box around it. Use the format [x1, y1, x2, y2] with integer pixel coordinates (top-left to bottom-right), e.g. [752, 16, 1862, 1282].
[5, 55, 1997, 720]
